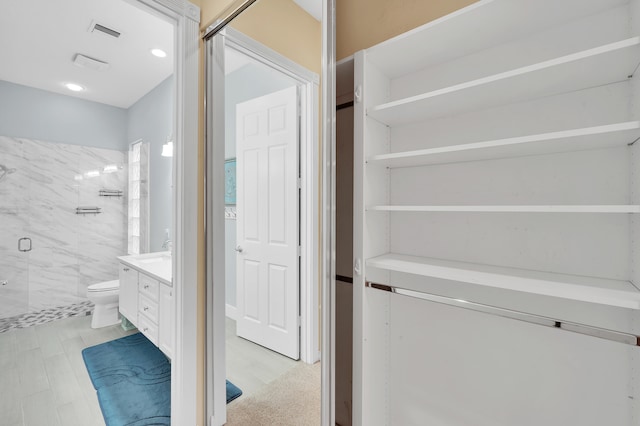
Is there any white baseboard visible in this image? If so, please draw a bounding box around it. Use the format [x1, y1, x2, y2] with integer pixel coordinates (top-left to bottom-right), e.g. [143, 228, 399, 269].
[225, 303, 237, 320]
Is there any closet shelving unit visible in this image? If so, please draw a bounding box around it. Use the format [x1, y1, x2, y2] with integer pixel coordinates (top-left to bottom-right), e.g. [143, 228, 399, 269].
[366, 122, 640, 167]
[353, 0, 640, 424]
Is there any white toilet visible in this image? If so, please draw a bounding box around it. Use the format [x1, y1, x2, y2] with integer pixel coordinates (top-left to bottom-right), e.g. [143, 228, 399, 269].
[87, 280, 121, 328]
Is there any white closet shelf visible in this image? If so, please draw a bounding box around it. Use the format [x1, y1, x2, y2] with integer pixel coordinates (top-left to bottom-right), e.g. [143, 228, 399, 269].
[366, 253, 640, 310]
[367, 0, 627, 78]
[367, 37, 640, 126]
[366, 205, 640, 213]
[366, 122, 640, 168]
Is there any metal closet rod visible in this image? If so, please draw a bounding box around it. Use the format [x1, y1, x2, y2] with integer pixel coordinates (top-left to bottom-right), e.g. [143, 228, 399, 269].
[365, 281, 640, 347]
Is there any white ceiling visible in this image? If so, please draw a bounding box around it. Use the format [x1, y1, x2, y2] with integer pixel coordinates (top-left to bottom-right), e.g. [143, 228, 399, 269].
[293, 0, 322, 21]
[0, 0, 319, 109]
[0, 0, 173, 109]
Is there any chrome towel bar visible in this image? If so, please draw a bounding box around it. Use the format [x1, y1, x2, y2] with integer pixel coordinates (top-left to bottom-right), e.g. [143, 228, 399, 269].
[76, 206, 102, 215]
[99, 189, 123, 197]
[366, 281, 640, 347]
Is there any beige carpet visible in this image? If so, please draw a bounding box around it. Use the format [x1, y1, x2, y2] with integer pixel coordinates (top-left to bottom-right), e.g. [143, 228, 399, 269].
[226, 362, 321, 425]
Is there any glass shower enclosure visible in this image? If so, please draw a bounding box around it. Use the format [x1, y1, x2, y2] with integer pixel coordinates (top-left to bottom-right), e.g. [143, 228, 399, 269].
[0, 135, 128, 321]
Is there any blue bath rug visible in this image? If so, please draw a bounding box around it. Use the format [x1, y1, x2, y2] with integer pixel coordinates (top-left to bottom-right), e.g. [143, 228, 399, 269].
[82, 333, 242, 426]
[226, 379, 243, 403]
[82, 333, 170, 425]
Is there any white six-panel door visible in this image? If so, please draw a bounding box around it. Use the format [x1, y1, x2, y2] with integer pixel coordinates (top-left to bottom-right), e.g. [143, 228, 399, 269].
[236, 85, 300, 360]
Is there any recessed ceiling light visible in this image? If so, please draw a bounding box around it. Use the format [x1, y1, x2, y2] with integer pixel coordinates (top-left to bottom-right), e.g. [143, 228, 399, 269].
[65, 83, 85, 92]
[151, 48, 167, 58]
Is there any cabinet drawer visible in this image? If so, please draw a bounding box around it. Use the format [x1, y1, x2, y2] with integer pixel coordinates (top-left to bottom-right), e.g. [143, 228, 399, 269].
[138, 293, 159, 323]
[137, 314, 159, 346]
[139, 274, 159, 302]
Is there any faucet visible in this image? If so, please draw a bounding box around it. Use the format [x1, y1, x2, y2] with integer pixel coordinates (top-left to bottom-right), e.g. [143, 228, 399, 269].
[162, 238, 172, 252]
[162, 228, 172, 253]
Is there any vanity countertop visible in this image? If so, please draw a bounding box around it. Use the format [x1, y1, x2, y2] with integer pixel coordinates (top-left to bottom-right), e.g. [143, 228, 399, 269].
[117, 251, 172, 286]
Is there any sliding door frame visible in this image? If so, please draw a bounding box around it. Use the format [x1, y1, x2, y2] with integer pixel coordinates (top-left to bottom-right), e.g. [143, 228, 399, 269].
[203, 1, 336, 424]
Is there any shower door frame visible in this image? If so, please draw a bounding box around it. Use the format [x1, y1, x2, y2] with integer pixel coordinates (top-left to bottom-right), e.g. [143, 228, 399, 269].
[0, 152, 30, 319]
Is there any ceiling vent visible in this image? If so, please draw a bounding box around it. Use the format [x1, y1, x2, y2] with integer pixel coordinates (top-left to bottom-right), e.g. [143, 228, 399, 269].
[73, 54, 110, 72]
[88, 20, 121, 38]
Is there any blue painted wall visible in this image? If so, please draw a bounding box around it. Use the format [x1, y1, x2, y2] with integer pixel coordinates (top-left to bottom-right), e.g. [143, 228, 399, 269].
[0, 80, 127, 150]
[127, 76, 174, 252]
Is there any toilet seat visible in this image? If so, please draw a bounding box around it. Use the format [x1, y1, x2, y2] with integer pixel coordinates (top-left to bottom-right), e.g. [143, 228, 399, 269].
[88, 280, 119, 293]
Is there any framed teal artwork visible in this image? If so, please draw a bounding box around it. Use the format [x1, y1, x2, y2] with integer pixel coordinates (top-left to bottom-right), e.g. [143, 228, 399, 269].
[225, 158, 236, 205]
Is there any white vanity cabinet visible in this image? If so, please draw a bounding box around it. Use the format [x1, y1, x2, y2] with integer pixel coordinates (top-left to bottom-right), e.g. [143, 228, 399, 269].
[118, 264, 138, 321]
[117, 253, 174, 359]
[138, 274, 161, 345]
[158, 284, 174, 359]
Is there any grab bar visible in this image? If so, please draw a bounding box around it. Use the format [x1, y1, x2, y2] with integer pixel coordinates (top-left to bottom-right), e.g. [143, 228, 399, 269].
[365, 281, 640, 347]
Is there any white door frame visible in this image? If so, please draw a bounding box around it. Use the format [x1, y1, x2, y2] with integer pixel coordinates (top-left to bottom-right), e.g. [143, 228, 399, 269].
[224, 27, 320, 364]
[205, 27, 320, 425]
[321, 1, 337, 425]
[128, 1, 200, 425]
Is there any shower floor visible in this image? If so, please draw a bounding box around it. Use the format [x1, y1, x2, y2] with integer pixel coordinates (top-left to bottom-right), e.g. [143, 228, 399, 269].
[0, 301, 94, 333]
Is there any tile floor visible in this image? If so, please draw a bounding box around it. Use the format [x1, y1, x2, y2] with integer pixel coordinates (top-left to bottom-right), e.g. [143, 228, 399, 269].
[2, 314, 299, 426]
[225, 317, 299, 398]
[0, 314, 135, 426]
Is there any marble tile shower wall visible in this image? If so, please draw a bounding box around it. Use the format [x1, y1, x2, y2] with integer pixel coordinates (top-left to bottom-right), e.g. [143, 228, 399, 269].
[0, 135, 128, 319]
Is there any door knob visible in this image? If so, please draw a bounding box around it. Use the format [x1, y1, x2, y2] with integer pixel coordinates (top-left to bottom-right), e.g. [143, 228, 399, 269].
[235, 245, 243, 253]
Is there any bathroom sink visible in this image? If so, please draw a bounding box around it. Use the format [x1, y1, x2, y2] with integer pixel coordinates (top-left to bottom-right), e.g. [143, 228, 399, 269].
[117, 251, 172, 285]
[139, 255, 171, 264]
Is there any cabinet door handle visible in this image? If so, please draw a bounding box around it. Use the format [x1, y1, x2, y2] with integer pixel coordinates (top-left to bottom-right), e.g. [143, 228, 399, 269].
[143, 327, 149, 332]
[144, 284, 149, 289]
[123, 267, 130, 272]
[144, 306, 149, 311]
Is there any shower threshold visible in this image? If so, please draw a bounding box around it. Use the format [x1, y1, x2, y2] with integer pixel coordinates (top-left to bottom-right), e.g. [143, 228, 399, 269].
[0, 300, 94, 333]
